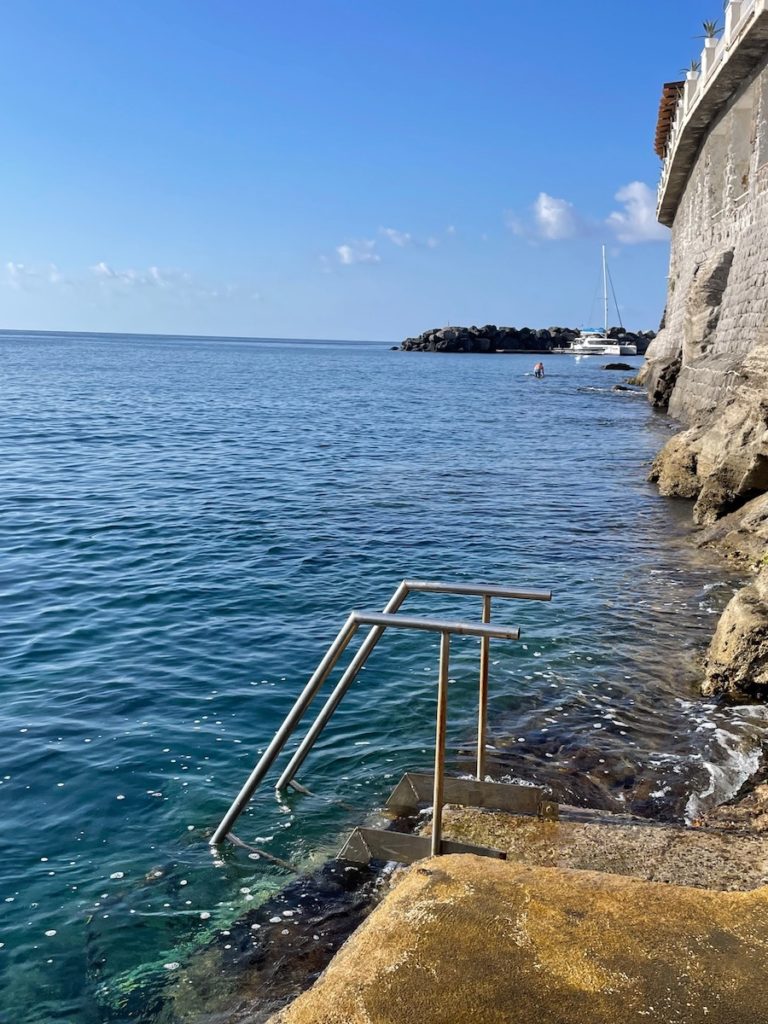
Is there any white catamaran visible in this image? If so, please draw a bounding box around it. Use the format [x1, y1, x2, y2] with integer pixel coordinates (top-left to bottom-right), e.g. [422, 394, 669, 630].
[571, 246, 637, 356]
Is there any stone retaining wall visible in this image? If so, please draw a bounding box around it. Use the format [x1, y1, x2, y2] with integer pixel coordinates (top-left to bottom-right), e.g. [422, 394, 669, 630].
[644, 55, 768, 423]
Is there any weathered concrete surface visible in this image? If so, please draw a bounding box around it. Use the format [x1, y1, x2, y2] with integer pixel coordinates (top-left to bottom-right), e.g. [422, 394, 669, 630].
[269, 854, 768, 1024]
[703, 567, 768, 697]
[435, 805, 768, 891]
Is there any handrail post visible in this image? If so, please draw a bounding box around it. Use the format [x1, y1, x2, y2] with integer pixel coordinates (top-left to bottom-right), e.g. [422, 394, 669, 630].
[476, 594, 491, 780]
[431, 630, 450, 857]
[209, 614, 359, 845]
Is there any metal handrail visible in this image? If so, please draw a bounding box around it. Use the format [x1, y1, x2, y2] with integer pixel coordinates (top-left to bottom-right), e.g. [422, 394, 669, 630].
[274, 582, 550, 795]
[210, 579, 552, 846]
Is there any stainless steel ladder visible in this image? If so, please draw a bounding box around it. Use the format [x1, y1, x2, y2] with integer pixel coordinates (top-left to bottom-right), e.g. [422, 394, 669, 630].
[210, 579, 553, 858]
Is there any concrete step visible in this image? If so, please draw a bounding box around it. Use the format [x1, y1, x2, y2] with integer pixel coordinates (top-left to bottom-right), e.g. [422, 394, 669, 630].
[436, 804, 768, 891]
[268, 853, 768, 1024]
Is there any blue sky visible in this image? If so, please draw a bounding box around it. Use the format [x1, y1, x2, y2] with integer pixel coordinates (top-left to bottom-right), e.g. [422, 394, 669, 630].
[0, 1, 710, 340]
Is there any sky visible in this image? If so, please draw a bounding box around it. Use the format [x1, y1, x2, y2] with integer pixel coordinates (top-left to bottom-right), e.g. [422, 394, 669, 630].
[0, 0, 712, 340]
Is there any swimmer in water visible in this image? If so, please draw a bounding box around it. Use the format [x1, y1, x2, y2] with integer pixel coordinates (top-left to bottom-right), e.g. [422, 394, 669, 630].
[533, 361, 545, 378]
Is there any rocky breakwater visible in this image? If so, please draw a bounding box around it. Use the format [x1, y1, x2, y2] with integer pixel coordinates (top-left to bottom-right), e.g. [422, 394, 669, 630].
[400, 324, 654, 353]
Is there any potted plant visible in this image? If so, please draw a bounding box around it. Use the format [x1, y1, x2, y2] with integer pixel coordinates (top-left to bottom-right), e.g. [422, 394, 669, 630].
[700, 20, 722, 42]
[682, 58, 701, 80]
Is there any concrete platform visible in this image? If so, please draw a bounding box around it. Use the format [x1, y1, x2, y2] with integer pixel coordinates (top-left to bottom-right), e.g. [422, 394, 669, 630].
[268, 854, 768, 1024]
[435, 805, 768, 891]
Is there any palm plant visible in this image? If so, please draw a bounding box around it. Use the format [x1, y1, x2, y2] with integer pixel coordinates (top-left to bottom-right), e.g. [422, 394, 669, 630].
[681, 58, 702, 75]
[699, 20, 722, 38]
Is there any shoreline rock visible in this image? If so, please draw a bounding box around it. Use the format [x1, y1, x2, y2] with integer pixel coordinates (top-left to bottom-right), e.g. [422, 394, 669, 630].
[400, 324, 655, 354]
[702, 568, 768, 699]
[644, 339, 768, 705]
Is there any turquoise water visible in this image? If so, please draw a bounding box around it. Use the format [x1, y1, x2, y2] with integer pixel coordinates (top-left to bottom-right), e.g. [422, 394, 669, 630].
[0, 332, 763, 1022]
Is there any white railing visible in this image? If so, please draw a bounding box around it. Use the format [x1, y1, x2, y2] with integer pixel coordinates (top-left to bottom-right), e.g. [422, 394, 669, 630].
[703, 35, 726, 81]
[657, 0, 761, 213]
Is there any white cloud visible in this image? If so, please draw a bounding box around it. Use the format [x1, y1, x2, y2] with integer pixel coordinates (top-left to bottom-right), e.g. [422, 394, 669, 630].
[380, 227, 412, 247]
[533, 192, 584, 240]
[89, 262, 190, 288]
[5, 261, 64, 289]
[336, 240, 380, 265]
[2, 258, 257, 305]
[6, 262, 32, 289]
[607, 182, 668, 243]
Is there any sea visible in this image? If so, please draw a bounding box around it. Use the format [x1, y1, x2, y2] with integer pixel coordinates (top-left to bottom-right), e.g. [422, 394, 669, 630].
[1, 330, 765, 1023]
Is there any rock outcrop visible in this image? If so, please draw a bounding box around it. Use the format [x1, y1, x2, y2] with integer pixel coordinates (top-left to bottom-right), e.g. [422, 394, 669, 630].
[703, 568, 768, 698]
[401, 324, 655, 354]
[648, 340, 768, 525]
[646, 342, 768, 699]
[694, 491, 768, 567]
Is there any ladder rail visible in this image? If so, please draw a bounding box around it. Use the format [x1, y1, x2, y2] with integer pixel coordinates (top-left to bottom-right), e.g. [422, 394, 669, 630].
[209, 612, 361, 845]
[275, 585, 549, 793]
[210, 579, 552, 846]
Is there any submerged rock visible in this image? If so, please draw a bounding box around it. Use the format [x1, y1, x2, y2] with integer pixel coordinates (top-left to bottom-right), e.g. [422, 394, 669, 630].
[108, 859, 380, 1024]
[603, 362, 634, 371]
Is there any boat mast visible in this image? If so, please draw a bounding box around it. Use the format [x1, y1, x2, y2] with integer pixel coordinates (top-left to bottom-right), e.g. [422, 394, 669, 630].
[602, 244, 608, 336]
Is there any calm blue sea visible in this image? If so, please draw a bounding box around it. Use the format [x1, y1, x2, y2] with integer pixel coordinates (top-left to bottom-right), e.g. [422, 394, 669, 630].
[0, 331, 764, 1022]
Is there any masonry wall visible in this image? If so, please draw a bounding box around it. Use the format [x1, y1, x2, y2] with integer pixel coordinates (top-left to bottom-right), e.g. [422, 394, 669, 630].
[647, 54, 768, 423]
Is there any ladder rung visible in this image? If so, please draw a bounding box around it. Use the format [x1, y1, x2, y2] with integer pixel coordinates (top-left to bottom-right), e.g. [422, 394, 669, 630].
[337, 827, 506, 865]
[386, 772, 558, 820]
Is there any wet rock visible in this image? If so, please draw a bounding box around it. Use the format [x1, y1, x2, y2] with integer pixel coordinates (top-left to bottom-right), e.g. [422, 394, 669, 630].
[649, 429, 702, 500]
[702, 781, 768, 834]
[694, 492, 768, 568]
[603, 362, 634, 371]
[702, 569, 768, 699]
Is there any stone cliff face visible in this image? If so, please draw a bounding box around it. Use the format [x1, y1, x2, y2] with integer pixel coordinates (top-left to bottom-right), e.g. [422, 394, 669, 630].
[643, 54, 768, 700]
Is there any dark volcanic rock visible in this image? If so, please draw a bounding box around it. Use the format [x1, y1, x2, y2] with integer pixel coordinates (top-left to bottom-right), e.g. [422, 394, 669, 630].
[603, 362, 634, 371]
[399, 325, 653, 355]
